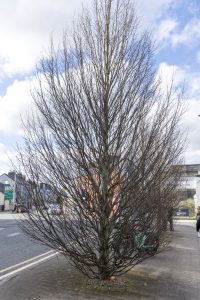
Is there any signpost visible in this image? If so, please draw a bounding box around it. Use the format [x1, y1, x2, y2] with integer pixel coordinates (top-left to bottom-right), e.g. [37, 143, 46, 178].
[5, 189, 13, 200]
[0, 182, 14, 211]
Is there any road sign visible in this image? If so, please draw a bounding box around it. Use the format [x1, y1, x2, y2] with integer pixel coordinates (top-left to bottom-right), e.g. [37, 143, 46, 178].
[5, 190, 13, 200]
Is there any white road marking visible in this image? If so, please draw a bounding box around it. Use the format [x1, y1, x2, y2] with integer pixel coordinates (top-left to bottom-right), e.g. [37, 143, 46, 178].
[0, 252, 58, 281]
[0, 227, 5, 231]
[7, 232, 21, 237]
[0, 250, 55, 274]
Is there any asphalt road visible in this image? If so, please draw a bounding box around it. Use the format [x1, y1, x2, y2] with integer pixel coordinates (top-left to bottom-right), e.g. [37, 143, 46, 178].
[0, 218, 50, 270]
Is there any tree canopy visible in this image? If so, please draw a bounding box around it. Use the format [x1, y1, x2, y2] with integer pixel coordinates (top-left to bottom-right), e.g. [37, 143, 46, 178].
[19, 0, 184, 280]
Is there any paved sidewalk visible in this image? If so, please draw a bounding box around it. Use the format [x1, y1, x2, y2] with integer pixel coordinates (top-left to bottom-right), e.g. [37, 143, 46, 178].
[0, 220, 199, 300]
[0, 211, 27, 220]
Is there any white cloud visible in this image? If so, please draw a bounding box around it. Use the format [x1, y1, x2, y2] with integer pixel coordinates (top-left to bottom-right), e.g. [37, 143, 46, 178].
[172, 19, 200, 46]
[0, 0, 199, 171]
[0, 0, 91, 77]
[189, 76, 200, 97]
[157, 62, 185, 90]
[0, 78, 33, 134]
[157, 62, 200, 98]
[135, 0, 175, 29]
[0, 142, 17, 173]
[156, 63, 200, 164]
[181, 98, 200, 163]
[155, 19, 177, 42]
[188, 1, 200, 17]
[170, 66, 200, 164]
[0, 0, 181, 77]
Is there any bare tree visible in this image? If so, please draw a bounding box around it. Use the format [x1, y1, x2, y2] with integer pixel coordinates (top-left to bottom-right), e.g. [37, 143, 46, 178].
[18, 0, 184, 280]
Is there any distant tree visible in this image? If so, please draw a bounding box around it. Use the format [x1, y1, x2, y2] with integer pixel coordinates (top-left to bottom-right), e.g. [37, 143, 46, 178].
[18, 0, 184, 280]
[178, 198, 195, 217]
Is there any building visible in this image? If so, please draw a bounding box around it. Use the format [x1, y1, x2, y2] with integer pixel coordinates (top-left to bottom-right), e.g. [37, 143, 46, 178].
[0, 173, 15, 210]
[0, 182, 5, 211]
[0, 172, 31, 209]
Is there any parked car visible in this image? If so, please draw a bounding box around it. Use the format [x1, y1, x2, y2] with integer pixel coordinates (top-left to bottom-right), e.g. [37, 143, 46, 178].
[176, 211, 187, 216]
[15, 204, 28, 213]
[47, 204, 61, 215]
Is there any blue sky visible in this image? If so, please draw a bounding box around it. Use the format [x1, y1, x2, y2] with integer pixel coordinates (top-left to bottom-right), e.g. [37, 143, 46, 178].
[0, 0, 199, 172]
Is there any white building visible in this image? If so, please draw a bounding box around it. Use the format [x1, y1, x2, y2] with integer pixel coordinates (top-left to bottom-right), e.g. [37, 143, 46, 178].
[0, 174, 15, 210]
[0, 172, 31, 209]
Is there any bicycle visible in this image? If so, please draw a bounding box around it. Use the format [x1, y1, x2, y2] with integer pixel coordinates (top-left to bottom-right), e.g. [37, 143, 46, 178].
[133, 231, 159, 255]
